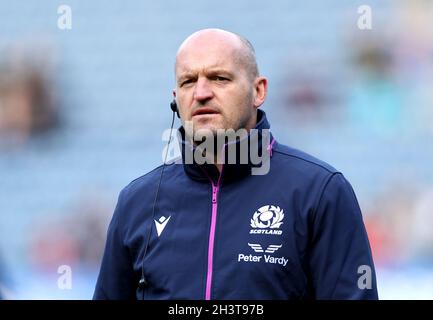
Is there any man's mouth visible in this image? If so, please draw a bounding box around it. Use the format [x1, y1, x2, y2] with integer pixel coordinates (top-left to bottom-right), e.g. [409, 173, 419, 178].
[192, 107, 220, 117]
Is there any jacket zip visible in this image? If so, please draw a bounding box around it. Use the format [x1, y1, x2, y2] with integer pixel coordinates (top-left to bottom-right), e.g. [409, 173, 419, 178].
[204, 137, 273, 299]
[205, 167, 223, 300]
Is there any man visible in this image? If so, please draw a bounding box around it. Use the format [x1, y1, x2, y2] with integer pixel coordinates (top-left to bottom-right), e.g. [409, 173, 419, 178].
[94, 29, 378, 300]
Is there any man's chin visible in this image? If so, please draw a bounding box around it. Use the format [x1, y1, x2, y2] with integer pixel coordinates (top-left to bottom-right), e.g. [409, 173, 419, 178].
[191, 120, 223, 135]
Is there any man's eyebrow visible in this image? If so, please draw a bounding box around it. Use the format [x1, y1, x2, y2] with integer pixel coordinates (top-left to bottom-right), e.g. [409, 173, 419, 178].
[177, 72, 195, 80]
[205, 69, 234, 77]
[177, 69, 235, 83]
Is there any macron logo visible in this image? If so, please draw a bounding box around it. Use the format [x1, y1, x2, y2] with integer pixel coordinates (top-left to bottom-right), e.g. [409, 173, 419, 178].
[154, 215, 171, 237]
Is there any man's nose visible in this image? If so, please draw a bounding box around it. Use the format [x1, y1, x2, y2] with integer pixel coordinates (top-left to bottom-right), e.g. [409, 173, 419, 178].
[193, 78, 214, 102]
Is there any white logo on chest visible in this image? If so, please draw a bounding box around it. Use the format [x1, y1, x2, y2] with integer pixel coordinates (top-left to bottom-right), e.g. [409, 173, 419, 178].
[250, 205, 284, 235]
[154, 215, 171, 237]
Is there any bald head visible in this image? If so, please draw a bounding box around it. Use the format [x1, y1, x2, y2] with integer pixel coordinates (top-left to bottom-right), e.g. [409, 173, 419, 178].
[175, 28, 259, 80]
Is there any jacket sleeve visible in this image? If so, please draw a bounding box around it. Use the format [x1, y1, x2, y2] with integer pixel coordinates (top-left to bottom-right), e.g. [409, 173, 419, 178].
[308, 173, 378, 299]
[93, 189, 137, 300]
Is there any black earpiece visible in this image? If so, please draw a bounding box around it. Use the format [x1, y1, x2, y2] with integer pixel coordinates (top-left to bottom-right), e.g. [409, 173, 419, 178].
[170, 99, 180, 118]
[139, 99, 178, 298]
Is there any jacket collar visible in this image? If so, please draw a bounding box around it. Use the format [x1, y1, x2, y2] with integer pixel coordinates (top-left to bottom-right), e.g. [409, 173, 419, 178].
[177, 109, 275, 184]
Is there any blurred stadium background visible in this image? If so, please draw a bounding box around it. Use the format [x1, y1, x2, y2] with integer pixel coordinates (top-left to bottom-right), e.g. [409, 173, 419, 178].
[1, 0, 433, 299]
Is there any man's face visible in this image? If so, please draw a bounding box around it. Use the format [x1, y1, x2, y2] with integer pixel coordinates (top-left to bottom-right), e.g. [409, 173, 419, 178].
[174, 33, 258, 136]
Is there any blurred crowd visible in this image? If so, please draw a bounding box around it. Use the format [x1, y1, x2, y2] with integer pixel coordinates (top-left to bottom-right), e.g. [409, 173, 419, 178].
[280, 0, 433, 269]
[27, 193, 111, 272]
[0, 46, 60, 149]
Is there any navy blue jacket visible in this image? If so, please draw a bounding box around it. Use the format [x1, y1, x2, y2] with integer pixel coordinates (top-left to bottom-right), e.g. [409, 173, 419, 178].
[94, 110, 378, 300]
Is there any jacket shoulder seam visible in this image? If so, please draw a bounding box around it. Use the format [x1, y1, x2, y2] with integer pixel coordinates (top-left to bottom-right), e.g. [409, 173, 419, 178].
[124, 162, 175, 191]
[273, 149, 338, 174]
[312, 172, 342, 220]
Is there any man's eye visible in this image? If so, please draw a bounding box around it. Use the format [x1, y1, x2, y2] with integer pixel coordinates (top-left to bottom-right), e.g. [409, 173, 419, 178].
[180, 79, 194, 87]
[213, 76, 229, 82]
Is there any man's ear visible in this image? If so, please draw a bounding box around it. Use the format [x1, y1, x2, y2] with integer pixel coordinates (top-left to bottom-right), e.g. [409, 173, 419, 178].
[253, 77, 267, 108]
[172, 89, 176, 98]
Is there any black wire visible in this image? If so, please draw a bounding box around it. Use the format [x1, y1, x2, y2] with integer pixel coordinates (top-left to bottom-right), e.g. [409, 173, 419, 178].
[140, 110, 176, 300]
